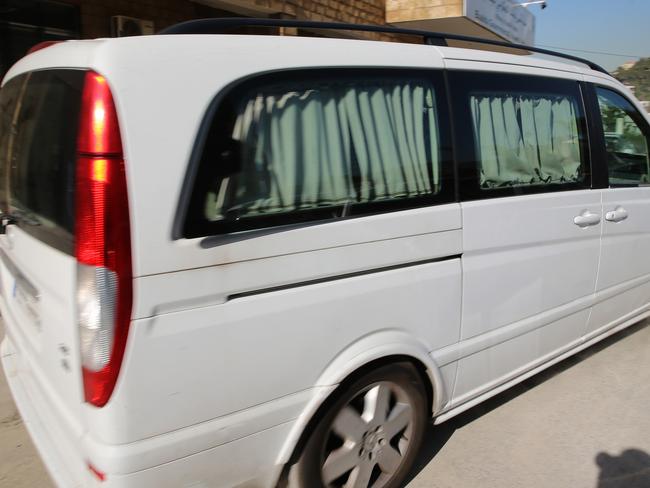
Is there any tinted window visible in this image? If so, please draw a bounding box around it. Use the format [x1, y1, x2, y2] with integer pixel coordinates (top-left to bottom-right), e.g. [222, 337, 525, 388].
[0, 70, 85, 253]
[596, 87, 650, 187]
[183, 71, 453, 237]
[449, 72, 590, 200]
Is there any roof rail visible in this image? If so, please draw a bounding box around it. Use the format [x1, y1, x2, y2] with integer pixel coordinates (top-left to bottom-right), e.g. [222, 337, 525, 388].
[159, 17, 610, 75]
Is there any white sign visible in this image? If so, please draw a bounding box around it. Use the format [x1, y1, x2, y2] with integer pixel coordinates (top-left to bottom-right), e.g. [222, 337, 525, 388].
[465, 0, 535, 45]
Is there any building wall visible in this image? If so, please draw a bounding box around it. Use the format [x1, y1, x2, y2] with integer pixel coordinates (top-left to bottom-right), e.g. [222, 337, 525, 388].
[63, 0, 196, 38]
[386, 0, 463, 24]
[61, 0, 388, 39]
[0, 0, 399, 78]
[285, 0, 385, 24]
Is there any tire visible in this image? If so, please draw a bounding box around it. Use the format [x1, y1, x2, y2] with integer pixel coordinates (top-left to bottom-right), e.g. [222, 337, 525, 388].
[291, 363, 428, 488]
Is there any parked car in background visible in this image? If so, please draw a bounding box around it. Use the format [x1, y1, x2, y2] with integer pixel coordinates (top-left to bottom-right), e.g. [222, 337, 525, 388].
[2, 18, 650, 488]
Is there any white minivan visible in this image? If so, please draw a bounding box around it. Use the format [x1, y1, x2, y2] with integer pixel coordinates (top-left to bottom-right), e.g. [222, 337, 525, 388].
[2, 18, 650, 488]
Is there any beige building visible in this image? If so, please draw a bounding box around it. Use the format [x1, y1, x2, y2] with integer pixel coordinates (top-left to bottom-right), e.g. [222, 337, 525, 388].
[387, 0, 535, 44]
[619, 60, 638, 71]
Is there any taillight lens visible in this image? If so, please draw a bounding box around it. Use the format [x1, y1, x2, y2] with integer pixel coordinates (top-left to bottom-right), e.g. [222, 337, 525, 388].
[78, 74, 122, 155]
[78, 265, 117, 371]
[76, 72, 132, 408]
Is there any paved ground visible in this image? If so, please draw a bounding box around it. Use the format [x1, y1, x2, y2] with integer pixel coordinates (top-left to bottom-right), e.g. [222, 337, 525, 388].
[1, 319, 649, 488]
[405, 320, 650, 488]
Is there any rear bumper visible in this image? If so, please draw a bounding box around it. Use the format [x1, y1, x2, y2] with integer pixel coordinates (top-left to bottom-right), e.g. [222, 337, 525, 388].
[99, 426, 289, 488]
[2, 334, 300, 488]
[1, 335, 87, 488]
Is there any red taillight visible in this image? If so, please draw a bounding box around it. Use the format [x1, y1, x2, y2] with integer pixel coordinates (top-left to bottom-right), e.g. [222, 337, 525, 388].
[78, 74, 123, 155]
[76, 71, 132, 408]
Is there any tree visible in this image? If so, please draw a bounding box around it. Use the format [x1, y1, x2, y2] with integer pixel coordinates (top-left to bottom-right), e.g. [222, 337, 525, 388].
[615, 58, 650, 103]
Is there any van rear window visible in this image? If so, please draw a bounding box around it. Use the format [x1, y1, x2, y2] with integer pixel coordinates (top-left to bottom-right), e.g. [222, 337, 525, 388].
[0, 70, 85, 253]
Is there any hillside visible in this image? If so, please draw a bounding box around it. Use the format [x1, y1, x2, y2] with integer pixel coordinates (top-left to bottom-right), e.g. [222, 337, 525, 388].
[614, 58, 650, 103]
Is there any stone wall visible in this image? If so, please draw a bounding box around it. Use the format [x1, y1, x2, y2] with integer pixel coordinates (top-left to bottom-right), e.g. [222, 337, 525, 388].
[62, 0, 390, 39]
[386, 0, 462, 24]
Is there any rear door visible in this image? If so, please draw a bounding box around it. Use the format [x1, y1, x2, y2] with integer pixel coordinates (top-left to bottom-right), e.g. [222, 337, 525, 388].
[584, 81, 650, 336]
[447, 69, 602, 405]
[0, 70, 86, 424]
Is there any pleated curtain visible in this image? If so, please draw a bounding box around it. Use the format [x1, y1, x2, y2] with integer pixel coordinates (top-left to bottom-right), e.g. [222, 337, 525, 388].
[209, 80, 440, 220]
[470, 94, 582, 188]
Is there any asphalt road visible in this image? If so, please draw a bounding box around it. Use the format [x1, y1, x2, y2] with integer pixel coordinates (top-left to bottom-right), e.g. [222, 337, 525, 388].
[1, 319, 649, 488]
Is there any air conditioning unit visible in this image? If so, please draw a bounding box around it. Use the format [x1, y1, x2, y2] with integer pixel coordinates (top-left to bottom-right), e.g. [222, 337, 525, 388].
[111, 16, 155, 37]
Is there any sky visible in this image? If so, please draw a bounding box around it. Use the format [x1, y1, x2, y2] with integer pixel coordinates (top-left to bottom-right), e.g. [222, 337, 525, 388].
[533, 0, 650, 72]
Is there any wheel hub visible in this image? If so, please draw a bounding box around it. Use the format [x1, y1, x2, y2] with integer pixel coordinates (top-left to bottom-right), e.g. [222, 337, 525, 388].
[360, 427, 386, 457]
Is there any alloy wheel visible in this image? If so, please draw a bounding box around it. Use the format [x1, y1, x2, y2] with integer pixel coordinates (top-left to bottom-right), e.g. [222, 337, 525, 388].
[320, 381, 415, 488]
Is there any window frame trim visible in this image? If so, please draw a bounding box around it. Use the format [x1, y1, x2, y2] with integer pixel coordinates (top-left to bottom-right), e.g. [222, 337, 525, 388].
[582, 82, 609, 189]
[447, 70, 594, 202]
[176, 67, 456, 240]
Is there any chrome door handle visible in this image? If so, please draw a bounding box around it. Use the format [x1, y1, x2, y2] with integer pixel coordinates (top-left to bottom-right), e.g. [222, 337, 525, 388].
[574, 211, 601, 228]
[605, 207, 628, 223]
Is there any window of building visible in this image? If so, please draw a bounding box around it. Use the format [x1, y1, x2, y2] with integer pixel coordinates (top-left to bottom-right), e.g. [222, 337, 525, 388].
[0, 0, 80, 79]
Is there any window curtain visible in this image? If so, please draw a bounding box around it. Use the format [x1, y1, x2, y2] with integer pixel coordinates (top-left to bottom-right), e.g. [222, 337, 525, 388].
[208, 80, 440, 220]
[470, 94, 582, 188]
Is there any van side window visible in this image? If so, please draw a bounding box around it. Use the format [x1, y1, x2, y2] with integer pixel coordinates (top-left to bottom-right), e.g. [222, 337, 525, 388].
[449, 72, 590, 200]
[596, 87, 650, 187]
[183, 71, 453, 237]
[470, 92, 584, 189]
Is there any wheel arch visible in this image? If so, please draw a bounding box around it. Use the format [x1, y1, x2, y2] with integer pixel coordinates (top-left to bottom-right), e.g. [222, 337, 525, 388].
[275, 330, 446, 469]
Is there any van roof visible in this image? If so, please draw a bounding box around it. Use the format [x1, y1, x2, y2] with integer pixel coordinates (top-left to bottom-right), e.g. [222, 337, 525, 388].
[3, 35, 615, 90]
[3, 18, 616, 87]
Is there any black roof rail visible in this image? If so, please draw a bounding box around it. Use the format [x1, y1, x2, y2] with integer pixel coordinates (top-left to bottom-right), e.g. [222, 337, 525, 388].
[159, 17, 610, 75]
